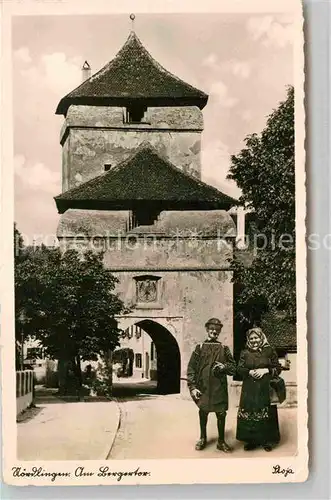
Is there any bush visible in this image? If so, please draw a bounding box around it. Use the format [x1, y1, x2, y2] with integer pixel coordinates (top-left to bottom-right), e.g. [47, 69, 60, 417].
[45, 361, 59, 388]
[88, 361, 113, 398]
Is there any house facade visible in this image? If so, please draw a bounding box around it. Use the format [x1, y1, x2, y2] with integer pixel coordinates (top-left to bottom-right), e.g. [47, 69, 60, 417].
[116, 325, 157, 381]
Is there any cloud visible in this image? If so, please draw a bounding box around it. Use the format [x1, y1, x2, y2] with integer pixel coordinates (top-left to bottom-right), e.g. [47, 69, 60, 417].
[14, 47, 32, 64]
[242, 109, 253, 122]
[202, 53, 218, 70]
[15, 154, 60, 194]
[208, 81, 238, 108]
[15, 190, 60, 245]
[203, 54, 251, 79]
[14, 155, 61, 242]
[201, 140, 241, 199]
[13, 51, 81, 240]
[226, 60, 251, 79]
[20, 52, 82, 96]
[246, 16, 294, 48]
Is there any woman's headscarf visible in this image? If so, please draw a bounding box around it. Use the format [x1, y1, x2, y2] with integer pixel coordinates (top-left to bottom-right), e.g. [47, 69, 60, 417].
[246, 327, 270, 351]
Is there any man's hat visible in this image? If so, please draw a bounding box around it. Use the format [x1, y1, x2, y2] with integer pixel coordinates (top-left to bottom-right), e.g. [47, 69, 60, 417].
[205, 318, 223, 329]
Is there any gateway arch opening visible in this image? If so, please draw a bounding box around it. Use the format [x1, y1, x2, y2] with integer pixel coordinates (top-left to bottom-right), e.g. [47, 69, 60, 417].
[114, 319, 181, 395]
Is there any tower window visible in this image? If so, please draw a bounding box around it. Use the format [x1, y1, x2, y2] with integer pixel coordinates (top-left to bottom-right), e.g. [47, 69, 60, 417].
[124, 104, 148, 124]
[129, 208, 160, 228]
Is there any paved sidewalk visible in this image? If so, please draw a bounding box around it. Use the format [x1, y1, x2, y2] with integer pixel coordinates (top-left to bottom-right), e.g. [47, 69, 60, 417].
[17, 400, 120, 461]
[16, 385, 297, 461]
[110, 394, 298, 459]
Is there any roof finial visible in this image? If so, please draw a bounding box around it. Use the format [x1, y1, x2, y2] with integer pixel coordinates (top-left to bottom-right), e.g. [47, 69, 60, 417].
[130, 13, 135, 32]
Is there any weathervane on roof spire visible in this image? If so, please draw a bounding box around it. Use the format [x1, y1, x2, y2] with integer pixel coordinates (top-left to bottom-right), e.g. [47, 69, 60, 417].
[129, 13, 136, 31]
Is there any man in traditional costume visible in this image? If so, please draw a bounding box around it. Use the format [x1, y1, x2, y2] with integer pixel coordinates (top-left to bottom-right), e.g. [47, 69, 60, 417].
[187, 318, 236, 452]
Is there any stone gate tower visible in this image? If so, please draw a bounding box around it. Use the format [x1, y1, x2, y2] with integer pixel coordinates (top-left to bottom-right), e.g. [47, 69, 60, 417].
[55, 28, 237, 395]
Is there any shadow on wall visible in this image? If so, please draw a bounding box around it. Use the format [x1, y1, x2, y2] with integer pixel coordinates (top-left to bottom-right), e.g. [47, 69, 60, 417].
[136, 319, 181, 395]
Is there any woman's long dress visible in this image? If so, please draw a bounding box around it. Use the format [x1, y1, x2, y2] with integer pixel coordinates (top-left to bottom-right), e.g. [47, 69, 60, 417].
[236, 346, 281, 445]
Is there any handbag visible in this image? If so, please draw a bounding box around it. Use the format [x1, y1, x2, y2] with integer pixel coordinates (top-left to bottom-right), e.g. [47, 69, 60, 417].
[270, 375, 286, 404]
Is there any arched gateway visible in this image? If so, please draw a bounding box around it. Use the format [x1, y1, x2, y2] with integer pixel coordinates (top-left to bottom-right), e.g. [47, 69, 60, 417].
[55, 27, 237, 398]
[137, 320, 180, 394]
[120, 319, 181, 394]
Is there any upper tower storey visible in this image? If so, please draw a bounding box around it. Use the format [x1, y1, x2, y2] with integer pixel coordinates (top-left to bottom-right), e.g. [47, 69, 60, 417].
[56, 30, 208, 192]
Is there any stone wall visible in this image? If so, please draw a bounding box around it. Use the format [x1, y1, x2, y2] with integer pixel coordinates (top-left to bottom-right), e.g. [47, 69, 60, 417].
[57, 210, 236, 264]
[58, 233, 234, 270]
[60, 105, 204, 190]
[63, 105, 204, 130]
[57, 209, 236, 239]
[62, 137, 70, 192]
[115, 270, 233, 388]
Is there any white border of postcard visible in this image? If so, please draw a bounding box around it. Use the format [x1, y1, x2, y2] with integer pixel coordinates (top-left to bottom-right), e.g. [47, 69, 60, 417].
[0, 0, 307, 486]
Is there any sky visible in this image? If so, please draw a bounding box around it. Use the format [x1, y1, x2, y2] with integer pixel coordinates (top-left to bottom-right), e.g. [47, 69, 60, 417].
[12, 13, 294, 241]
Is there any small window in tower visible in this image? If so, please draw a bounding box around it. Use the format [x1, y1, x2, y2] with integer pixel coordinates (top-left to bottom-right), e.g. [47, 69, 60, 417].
[125, 104, 148, 124]
[131, 208, 161, 227]
[104, 163, 112, 172]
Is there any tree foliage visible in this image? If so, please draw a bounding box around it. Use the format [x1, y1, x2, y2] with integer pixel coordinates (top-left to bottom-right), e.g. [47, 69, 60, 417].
[228, 86, 295, 324]
[14, 223, 24, 260]
[15, 242, 126, 381]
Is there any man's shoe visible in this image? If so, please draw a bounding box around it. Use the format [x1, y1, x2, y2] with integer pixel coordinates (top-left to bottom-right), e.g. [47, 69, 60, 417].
[216, 440, 232, 453]
[263, 444, 273, 452]
[195, 438, 206, 450]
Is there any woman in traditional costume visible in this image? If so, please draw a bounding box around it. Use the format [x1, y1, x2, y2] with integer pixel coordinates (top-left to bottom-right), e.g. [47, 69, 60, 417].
[236, 327, 282, 451]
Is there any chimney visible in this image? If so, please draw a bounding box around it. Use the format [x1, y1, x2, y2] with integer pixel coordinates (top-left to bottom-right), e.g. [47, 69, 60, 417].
[82, 61, 91, 82]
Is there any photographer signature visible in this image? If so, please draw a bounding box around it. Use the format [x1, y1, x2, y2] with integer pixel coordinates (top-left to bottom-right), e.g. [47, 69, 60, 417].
[272, 465, 294, 478]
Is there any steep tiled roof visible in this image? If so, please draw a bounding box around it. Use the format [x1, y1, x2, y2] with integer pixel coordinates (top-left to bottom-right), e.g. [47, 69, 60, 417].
[54, 145, 236, 213]
[56, 32, 208, 115]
